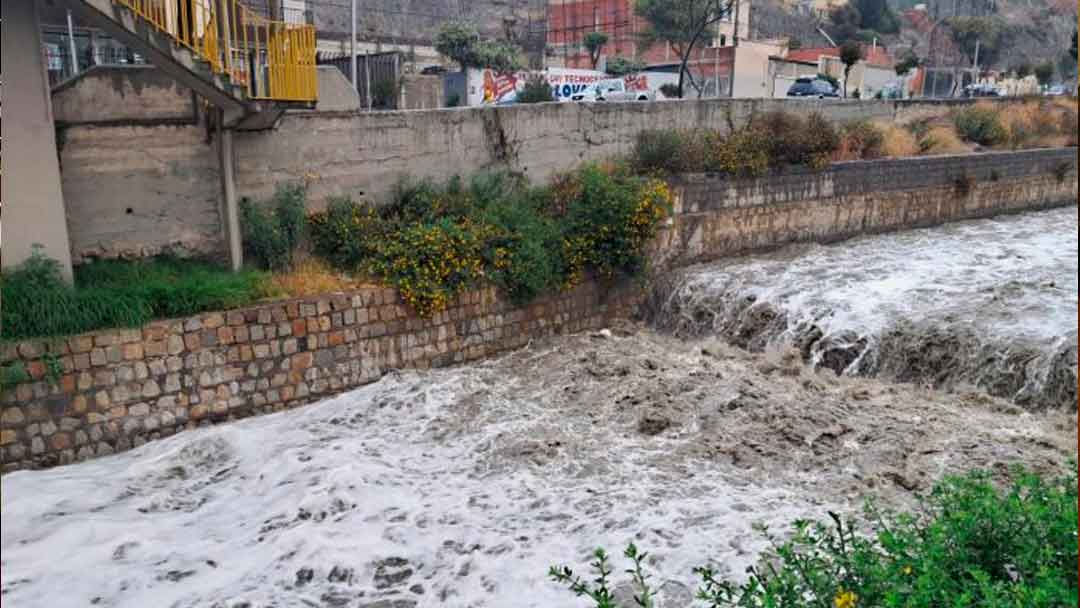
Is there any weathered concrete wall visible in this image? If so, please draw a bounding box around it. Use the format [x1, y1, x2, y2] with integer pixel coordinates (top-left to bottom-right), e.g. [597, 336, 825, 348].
[232, 98, 904, 207]
[53, 96, 1060, 260]
[4, 147, 1075, 471]
[59, 125, 225, 262]
[51, 66, 197, 125]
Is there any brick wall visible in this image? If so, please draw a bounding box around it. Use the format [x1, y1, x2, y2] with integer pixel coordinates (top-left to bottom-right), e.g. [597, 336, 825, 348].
[3, 148, 1075, 471]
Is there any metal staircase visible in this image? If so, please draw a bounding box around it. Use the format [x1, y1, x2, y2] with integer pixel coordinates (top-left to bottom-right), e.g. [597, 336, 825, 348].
[61, 0, 317, 128]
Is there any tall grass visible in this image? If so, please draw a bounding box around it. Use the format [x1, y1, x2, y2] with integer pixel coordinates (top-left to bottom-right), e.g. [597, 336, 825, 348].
[1, 251, 273, 340]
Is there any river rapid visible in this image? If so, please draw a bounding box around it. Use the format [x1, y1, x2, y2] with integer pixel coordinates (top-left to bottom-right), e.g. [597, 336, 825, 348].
[651, 206, 1079, 409]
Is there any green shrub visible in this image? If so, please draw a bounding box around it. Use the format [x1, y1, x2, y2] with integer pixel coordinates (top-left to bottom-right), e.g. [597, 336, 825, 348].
[366, 218, 490, 317]
[631, 129, 685, 174]
[561, 164, 672, 283]
[240, 183, 307, 271]
[752, 111, 840, 168]
[309, 165, 672, 316]
[551, 467, 1079, 608]
[1, 249, 271, 340]
[307, 197, 391, 271]
[517, 74, 555, 104]
[659, 83, 681, 98]
[840, 120, 886, 159]
[954, 105, 1008, 146]
[714, 129, 771, 177]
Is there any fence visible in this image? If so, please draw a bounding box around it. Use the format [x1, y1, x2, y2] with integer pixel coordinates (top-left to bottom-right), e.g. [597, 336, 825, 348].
[318, 51, 402, 110]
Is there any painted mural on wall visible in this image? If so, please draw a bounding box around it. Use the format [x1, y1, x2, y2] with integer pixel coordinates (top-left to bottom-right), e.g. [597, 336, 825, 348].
[468, 68, 608, 105]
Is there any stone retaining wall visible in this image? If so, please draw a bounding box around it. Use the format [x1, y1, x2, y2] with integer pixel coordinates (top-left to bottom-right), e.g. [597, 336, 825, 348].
[3, 148, 1076, 471]
[0, 283, 639, 471]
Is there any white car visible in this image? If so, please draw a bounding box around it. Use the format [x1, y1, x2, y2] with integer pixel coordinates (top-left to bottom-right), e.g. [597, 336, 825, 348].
[571, 78, 654, 102]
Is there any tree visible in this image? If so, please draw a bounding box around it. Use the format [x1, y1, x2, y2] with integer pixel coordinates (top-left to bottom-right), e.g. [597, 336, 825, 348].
[1013, 63, 1033, 79]
[1071, 30, 1077, 60]
[947, 17, 1004, 68]
[853, 0, 893, 33]
[828, 4, 862, 44]
[435, 21, 524, 73]
[470, 39, 525, 72]
[435, 21, 480, 71]
[1033, 61, 1055, 86]
[634, 0, 734, 98]
[583, 31, 609, 70]
[839, 40, 864, 98]
[605, 55, 647, 76]
[895, 53, 920, 76]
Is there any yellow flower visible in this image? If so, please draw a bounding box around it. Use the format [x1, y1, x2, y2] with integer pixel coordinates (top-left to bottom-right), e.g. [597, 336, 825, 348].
[834, 590, 857, 608]
[902, 565, 913, 576]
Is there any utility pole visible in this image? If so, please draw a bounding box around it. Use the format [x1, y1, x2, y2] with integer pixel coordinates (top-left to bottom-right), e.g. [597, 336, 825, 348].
[972, 38, 980, 79]
[66, 10, 80, 77]
[350, 0, 358, 91]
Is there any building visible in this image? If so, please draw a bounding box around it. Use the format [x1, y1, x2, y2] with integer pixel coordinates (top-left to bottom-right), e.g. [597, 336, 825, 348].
[546, 0, 766, 96]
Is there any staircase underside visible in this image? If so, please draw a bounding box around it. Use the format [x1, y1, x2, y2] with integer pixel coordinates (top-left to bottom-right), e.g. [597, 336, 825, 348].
[61, 0, 311, 128]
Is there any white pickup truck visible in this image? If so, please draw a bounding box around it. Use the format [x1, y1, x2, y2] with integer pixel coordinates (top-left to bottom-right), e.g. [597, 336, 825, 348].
[571, 77, 658, 102]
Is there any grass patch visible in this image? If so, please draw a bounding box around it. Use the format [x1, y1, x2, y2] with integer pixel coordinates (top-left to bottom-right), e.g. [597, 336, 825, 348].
[268, 257, 369, 297]
[551, 467, 1078, 607]
[1, 249, 273, 341]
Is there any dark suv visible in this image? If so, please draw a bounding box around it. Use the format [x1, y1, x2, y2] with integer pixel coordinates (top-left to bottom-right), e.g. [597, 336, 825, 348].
[786, 78, 840, 98]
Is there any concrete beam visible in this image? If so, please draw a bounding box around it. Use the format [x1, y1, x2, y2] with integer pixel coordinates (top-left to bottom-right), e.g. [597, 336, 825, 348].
[2, 0, 75, 282]
[217, 116, 244, 271]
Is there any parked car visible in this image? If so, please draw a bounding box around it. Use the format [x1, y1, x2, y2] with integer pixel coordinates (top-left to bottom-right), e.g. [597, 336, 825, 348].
[571, 78, 654, 102]
[786, 78, 839, 98]
[963, 83, 1004, 98]
[1043, 84, 1067, 96]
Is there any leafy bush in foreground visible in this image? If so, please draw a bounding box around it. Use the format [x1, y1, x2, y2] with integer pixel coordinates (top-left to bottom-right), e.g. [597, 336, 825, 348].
[550, 467, 1078, 607]
[1, 249, 272, 340]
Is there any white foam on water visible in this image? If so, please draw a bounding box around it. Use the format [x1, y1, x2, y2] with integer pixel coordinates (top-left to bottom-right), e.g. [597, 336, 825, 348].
[678, 206, 1078, 344]
[664, 207, 1078, 404]
[1, 363, 830, 608]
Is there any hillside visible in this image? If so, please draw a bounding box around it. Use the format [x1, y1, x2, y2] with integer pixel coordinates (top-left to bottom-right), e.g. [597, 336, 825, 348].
[754, 0, 1077, 79]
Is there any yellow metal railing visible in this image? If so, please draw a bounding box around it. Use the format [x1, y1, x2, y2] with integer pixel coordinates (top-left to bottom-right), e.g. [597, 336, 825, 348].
[112, 0, 317, 102]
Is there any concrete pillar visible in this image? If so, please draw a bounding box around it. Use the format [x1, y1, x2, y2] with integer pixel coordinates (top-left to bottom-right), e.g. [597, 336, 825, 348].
[2, 0, 75, 282]
[217, 115, 243, 271]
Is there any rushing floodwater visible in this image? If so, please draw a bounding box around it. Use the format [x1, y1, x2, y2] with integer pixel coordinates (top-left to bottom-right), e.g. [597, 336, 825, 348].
[656, 206, 1079, 408]
[2, 209, 1077, 608]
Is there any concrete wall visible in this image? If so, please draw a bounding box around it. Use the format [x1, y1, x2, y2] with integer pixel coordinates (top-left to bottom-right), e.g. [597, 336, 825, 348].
[2, 0, 75, 280]
[53, 96, 1052, 261]
[51, 66, 196, 124]
[230, 98, 905, 207]
[59, 125, 225, 263]
[3, 147, 1075, 471]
